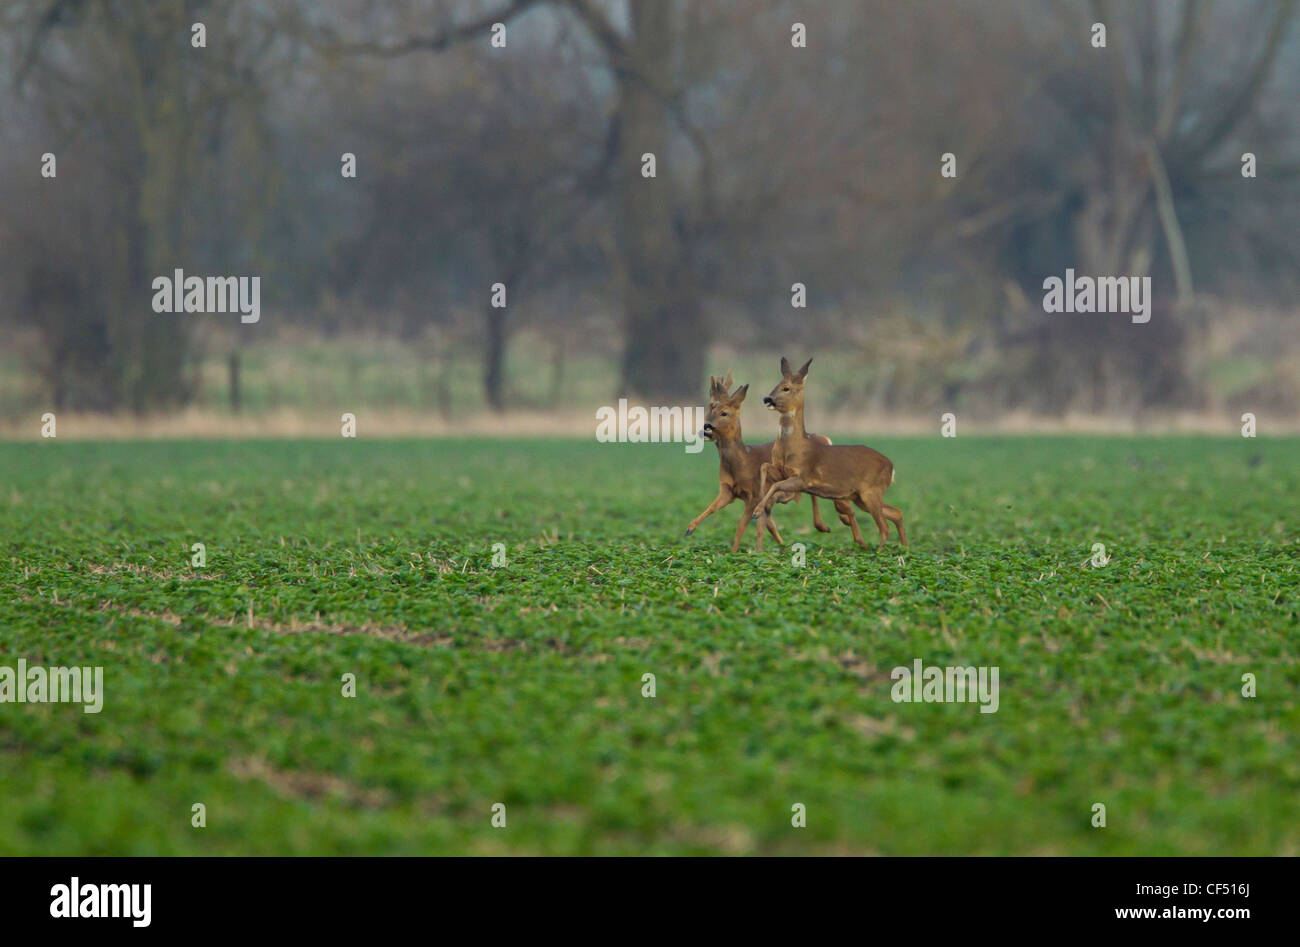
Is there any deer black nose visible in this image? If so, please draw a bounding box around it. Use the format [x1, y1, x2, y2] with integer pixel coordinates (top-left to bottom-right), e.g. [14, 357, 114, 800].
[763, 397, 773, 405]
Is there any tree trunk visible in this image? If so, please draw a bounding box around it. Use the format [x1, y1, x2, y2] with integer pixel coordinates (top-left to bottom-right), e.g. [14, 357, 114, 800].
[229, 350, 242, 414]
[614, 0, 705, 403]
[484, 305, 506, 412]
[549, 334, 566, 407]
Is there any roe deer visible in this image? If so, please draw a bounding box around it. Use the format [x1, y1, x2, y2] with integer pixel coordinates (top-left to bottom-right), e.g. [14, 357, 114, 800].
[755, 357, 907, 549]
[686, 372, 850, 551]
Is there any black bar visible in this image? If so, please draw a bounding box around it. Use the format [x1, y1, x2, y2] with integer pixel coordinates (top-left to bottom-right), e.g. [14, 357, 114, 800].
[0, 857, 1282, 935]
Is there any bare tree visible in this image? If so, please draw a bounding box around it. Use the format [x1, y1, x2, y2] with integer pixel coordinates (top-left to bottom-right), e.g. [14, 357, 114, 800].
[5, 0, 280, 410]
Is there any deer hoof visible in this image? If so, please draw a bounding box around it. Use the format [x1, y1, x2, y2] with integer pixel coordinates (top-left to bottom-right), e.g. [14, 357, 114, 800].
[684, 528, 695, 536]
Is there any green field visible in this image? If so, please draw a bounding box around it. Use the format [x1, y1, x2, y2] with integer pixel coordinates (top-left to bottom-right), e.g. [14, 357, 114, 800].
[1, 436, 1297, 855]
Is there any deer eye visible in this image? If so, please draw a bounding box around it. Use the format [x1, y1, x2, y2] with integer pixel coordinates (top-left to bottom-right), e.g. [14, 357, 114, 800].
[782, 386, 790, 392]
[720, 411, 728, 417]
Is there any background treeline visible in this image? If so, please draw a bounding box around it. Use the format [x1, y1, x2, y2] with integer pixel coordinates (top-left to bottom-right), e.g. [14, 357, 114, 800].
[1, 0, 1298, 420]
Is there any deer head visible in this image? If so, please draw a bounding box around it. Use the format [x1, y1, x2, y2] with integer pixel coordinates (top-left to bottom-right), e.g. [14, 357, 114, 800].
[702, 372, 747, 442]
[763, 357, 812, 414]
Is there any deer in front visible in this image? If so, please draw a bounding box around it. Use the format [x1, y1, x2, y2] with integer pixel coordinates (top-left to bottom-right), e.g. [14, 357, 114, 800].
[754, 357, 907, 549]
[686, 372, 850, 551]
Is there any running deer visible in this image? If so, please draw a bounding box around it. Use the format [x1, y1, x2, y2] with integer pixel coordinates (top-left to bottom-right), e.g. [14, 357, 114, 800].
[686, 372, 850, 551]
[755, 357, 907, 549]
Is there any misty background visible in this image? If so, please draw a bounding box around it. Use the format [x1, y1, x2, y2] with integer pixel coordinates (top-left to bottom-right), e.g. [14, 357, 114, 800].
[1, 0, 1298, 430]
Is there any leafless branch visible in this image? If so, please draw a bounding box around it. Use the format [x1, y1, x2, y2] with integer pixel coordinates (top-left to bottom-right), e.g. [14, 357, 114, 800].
[1187, 0, 1296, 161]
[315, 0, 543, 58]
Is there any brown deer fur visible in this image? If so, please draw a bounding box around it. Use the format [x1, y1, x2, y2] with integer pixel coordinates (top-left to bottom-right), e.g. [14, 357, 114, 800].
[687, 372, 851, 552]
[755, 357, 906, 549]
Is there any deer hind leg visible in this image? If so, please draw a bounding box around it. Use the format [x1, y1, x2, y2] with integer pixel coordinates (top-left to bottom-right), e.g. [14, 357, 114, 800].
[855, 490, 889, 547]
[811, 496, 832, 532]
[883, 504, 907, 546]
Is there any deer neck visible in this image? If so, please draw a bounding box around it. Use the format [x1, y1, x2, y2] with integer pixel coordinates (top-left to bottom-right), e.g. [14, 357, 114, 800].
[713, 424, 748, 466]
[717, 424, 748, 457]
[778, 407, 806, 444]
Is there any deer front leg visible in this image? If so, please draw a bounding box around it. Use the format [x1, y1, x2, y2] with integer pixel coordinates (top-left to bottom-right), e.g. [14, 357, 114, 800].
[685, 485, 734, 536]
[758, 462, 783, 505]
[841, 505, 870, 549]
[754, 475, 805, 520]
[753, 477, 805, 548]
[732, 498, 760, 552]
[764, 508, 785, 545]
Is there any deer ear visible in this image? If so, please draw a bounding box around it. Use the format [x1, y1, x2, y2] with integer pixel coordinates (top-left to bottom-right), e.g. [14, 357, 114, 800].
[797, 358, 813, 379]
[731, 383, 749, 404]
[779, 356, 792, 377]
[708, 375, 722, 397]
